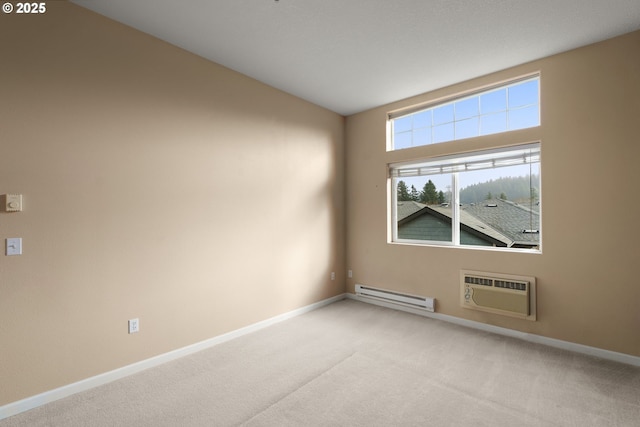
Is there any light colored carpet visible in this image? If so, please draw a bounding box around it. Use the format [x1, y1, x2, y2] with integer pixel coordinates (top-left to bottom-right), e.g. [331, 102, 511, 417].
[2, 299, 639, 426]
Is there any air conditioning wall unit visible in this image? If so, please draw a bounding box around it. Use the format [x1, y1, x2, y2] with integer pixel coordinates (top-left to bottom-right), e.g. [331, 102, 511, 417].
[460, 270, 536, 321]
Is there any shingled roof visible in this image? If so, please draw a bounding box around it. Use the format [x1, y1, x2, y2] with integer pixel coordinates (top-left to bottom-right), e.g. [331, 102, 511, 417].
[397, 198, 539, 249]
[463, 198, 540, 247]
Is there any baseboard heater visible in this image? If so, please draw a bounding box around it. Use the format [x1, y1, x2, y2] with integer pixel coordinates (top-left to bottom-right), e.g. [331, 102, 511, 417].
[355, 284, 435, 312]
[461, 270, 536, 321]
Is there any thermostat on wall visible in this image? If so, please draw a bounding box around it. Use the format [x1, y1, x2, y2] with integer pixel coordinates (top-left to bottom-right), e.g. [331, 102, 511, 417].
[1, 194, 23, 212]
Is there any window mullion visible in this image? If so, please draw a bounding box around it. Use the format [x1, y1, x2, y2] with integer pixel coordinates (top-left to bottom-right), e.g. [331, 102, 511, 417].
[390, 178, 398, 242]
[452, 173, 460, 245]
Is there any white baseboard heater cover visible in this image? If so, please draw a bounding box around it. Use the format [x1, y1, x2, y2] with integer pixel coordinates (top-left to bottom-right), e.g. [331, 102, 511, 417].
[461, 270, 536, 321]
[355, 284, 435, 312]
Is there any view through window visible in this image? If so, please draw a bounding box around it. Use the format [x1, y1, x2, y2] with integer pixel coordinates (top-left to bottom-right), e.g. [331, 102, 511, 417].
[391, 144, 541, 250]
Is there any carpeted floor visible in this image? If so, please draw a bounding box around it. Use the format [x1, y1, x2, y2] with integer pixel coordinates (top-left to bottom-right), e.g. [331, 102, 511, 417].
[2, 299, 640, 426]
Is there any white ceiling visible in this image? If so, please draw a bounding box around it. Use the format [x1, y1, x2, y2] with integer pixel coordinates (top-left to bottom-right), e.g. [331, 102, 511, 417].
[71, 0, 640, 116]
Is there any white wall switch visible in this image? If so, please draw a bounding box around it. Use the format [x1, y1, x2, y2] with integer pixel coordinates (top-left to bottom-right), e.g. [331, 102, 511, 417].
[6, 238, 22, 256]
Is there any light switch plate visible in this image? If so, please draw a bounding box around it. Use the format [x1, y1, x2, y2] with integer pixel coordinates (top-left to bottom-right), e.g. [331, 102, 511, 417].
[6, 238, 22, 256]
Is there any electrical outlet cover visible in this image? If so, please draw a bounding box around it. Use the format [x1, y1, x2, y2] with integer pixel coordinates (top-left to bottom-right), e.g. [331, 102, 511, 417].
[128, 318, 139, 334]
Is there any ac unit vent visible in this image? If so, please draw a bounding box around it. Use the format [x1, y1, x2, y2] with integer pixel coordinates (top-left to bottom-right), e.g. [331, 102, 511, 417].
[460, 270, 536, 321]
[494, 280, 527, 291]
[464, 276, 493, 286]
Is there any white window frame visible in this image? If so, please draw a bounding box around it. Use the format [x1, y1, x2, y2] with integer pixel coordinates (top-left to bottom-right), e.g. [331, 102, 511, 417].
[388, 75, 540, 151]
[389, 143, 541, 253]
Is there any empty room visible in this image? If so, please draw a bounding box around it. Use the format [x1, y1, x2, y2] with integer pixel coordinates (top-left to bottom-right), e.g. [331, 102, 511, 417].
[1, 1, 639, 425]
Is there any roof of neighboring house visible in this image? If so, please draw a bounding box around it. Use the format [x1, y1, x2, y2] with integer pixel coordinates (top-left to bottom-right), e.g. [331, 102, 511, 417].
[463, 199, 540, 247]
[397, 200, 427, 222]
[397, 198, 540, 248]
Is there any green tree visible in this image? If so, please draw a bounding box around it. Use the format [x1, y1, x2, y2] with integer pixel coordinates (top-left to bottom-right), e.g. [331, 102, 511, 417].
[486, 192, 493, 200]
[500, 192, 507, 200]
[437, 190, 445, 204]
[410, 185, 419, 201]
[397, 180, 411, 201]
[421, 180, 438, 204]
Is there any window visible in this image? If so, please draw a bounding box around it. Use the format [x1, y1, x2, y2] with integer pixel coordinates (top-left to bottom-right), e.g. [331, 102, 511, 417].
[389, 76, 539, 150]
[390, 143, 541, 251]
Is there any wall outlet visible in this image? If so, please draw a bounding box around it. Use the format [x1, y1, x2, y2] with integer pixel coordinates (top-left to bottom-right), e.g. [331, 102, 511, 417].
[128, 318, 139, 334]
[348, 270, 353, 278]
[331, 272, 335, 281]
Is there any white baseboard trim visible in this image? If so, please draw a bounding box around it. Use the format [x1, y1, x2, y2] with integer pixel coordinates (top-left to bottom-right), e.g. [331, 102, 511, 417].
[347, 293, 640, 367]
[0, 293, 346, 421]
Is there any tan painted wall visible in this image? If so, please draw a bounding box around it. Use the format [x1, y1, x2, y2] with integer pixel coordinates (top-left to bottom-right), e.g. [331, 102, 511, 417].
[0, 3, 345, 405]
[346, 31, 640, 357]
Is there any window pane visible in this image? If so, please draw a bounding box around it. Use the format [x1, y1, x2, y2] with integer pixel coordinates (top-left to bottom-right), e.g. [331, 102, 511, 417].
[455, 117, 479, 139]
[391, 143, 541, 251]
[455, 97, 478, 120]
[412, 110, 432, 128]
[508, 105, 539, 130]
[394, 131, 413, 149]
[433, 104, 454, 125]
[433, 122, 454, 143]
[459, 163, 540, 248]
[413, 127, 432, 146]
[389, 77, 539, 151]
[396, 175, 453, 243]
[394, 115, 412, 133]
[480, 112, 507, 135]
[480, 88, 507, 114]
[508, 80, 538, 108]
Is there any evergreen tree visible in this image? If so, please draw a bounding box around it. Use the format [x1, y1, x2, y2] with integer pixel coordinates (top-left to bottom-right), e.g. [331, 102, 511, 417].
[460, 175, 539, 204]
[500, 192, 507, 200]
[486, 192, 493, 200]
[410, 185, 420, 201]
[530, 186, 538, 202]
[421, 180, 438, 204]
[397, 180, 411, 201]
[438, 190, 445, 204]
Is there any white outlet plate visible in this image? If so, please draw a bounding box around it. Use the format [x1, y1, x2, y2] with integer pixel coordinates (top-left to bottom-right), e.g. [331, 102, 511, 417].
[128, 318, 139, 334]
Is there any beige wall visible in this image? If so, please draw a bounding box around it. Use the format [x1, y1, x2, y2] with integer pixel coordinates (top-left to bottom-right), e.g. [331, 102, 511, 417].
[346, 30, 640, 357]
[0, 3, 345, 405]
[2, 0, 639, 410]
